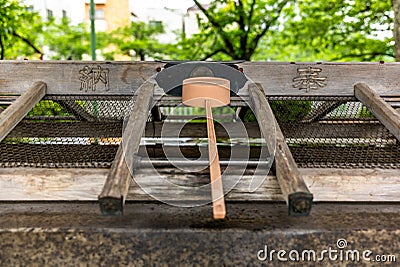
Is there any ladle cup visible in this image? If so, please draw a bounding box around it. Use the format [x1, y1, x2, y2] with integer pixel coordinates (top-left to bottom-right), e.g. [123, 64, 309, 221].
[182, 77, 230, 219]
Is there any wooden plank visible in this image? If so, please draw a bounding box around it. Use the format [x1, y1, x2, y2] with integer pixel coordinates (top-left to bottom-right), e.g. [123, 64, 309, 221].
[1, 61, 400, 96]
[384, 97, 400, 101]
[355, 83, 400, 141]
[248, 83, 313, 216]
[0, 168, 399, 202]
[0, 168, 108, 200]
[0, 81, 46, 142]
[239, 61, 400, 97]
[98, 81, 154, 215]
[0, 61, 161, 95]
[0, 95, 18, 105]
[300, 168, 400, 202]
[383, 96, 400, 108]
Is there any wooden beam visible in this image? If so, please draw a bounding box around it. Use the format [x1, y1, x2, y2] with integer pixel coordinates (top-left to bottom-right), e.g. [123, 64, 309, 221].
[0, 167, 399, 202]
[1, 61, 400, 96]
[98, 82, 154, 215]
[301, 100, 347, 123]
[8, 121, 122, 138]
[355, 83, 400, 141]
[6, 120, 391, 139]
[239, 61, 400, 97]
[0, 81, 46, 142]
[56, 100, 98, 122]
[383, 96, 400, 109]
[0, 168, 108, 201]
[0, 61, 161, 95]
[248, 83, 313, 216]
[0, 95, 19, 105]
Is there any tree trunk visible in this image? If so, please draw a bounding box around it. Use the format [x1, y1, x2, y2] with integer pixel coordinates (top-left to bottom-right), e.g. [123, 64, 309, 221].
[0, 35, 4, 60]
[138, 50, 145, 61]
[393, 0, 400, 61]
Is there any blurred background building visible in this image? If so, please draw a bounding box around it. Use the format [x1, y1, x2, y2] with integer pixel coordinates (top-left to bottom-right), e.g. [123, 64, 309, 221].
[23, 0, 131, 32]
[23, 0, 205, 40]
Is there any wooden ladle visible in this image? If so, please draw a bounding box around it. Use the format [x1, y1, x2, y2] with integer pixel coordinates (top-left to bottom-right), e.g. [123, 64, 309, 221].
[182, 77, 230, 219]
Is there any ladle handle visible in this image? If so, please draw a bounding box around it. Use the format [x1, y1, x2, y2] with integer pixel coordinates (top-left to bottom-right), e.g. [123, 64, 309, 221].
[205, 99, 226, 219]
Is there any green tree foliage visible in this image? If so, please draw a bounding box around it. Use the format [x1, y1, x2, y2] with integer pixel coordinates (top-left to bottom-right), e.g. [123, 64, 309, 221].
[184, 0, 291, 60]
[256, 0, 394, 61]
[0, 0, 43, 59]
[42, 18, 91, 60]
[102, 21, 166, 60]
[28, 100, 69, 117]
[176, 0, 394, 62]
[0, 0, 397, 63]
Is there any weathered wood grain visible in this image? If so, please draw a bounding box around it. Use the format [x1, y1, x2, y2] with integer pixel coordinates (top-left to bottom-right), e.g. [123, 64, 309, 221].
[355, 83, 400, 141]
[0, 167, 399, 202]
[248, 83, 313, 216]
[0, 61, 161, 95]
[0, 81, 46, 142]
[239, 61, 400, 97]
[1, 61, 400, 96]
[0, 168, 108, 201]
[98, 82, 154, 215]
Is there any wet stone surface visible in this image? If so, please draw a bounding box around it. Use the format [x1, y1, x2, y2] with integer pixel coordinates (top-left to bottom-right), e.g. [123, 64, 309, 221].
[0, 202, 399, 266]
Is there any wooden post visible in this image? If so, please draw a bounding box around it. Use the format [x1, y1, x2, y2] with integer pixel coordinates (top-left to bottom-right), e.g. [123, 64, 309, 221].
[301, 101, 347, 123]
[354, 83, 400, 142]
[98, 82, 155, 215]
[248, 83, 313, 216]
[0, 81, 46, 142]
[57, 100, 98, 122]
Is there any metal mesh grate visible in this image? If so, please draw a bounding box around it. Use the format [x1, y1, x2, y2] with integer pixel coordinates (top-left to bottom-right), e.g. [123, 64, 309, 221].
[0, 96, 132, 168]
[0, 95, 399, 169]
[269, 97, 400, 169]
